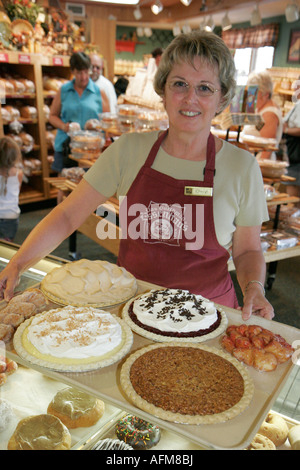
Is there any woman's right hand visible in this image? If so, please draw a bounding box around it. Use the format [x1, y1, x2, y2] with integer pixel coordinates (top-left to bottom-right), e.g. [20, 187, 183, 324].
[0, 262, 20, 302]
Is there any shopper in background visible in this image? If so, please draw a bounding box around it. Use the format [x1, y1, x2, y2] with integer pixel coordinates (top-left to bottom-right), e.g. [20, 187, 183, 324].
[282, 78, 300, 206]
[90, 53, 118, 113]
[0, 136, 23, 242]
[49, 52, 110, 173]
[241, 70, 283, 160]
[114, 76, 129, 98]
[151, 47, 163, 68]
[0, 31, 274, 321]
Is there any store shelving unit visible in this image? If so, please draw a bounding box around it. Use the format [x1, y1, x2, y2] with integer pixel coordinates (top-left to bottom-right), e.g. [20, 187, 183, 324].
[0, 51, 71, 204]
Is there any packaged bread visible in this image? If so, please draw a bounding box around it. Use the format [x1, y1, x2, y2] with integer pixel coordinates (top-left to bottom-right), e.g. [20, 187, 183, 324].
[43, 76, 61, 92]
[43, 104, 50, 120]
[6, 134, 23, 148]
[20, 106, 37, 120]
[19, 132, 34, 153]
[9, 79, 26, 94]
[0, 78, 14, 94]
[1, 107, 11, 123]
[18, 78, 35, 93]
[45, 130, 55, 149]
[2, 105, 20, 120]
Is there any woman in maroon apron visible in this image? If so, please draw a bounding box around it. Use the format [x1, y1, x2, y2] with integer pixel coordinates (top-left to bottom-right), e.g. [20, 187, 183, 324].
[0, 31, 274, 320]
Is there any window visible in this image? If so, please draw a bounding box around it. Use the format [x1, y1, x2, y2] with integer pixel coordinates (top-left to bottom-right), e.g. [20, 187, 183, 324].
[234, 46, 275, 85]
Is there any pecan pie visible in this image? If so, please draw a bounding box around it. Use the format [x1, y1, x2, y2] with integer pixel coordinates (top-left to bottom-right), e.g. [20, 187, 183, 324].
[120, 343, 254, 424]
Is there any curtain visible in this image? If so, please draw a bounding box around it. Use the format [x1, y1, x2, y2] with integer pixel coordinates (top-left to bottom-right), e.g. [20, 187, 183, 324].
[222, 23, 279, 49]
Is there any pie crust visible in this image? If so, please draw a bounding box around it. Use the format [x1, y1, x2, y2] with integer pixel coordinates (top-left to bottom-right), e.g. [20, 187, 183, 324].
[120, 343, 254, 425]
[40, 259, 137, 308]
[13, 308, 133, 372]
[122, 291, 228, 343]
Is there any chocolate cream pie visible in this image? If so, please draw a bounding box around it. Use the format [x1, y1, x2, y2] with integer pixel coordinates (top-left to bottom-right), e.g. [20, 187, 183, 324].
[122, 288, 228, 342]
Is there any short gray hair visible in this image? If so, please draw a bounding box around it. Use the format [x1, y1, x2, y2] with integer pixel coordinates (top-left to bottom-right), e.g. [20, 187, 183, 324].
[247, 70, 273, 97]
[154, 30, 236, 113]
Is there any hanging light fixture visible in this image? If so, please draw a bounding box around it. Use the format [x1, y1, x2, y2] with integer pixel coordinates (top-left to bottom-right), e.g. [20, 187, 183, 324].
[221, 12, 232, 31]
[137, 27, 144, 37]
[89, 0, 139, 3]
[151, 0, 163, 15]
[182, 24, 192, 33]
[144, 27, 153, 37]
[173, 23, 181, 36]
[285, 2, 300, 22]
[250, 5, 261, 26]
[133, 6, 142, 20]
[205, 16, 215, 31]
[180, 0, 193, 6]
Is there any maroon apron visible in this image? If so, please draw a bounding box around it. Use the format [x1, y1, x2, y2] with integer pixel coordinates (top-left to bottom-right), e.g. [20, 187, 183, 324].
[118, 131, 238, 308]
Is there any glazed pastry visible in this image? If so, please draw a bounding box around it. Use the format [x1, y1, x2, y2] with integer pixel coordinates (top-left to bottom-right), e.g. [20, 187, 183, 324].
[247, 433, 276, 450]
[115, 415, 161, 450]
[288, 424, 300, 450]
[7, 414, 71, 450]
[47, 387, 105, 429]
[2, 313, 25, 328]
[91, 438, 133, 450]
[0, 324, 14, 342]
[258, 411, 289, 447]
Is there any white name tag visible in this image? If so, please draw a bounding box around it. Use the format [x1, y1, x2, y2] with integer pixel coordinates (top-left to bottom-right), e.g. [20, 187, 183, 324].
[184, 186, 213, 197]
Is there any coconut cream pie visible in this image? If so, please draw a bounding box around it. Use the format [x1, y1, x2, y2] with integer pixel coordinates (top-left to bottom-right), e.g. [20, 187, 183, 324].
[122, 288, 227, 342]
[40, 259, 137, 307]
[120, 343, 254, 425]
[13, 306, 133, 372]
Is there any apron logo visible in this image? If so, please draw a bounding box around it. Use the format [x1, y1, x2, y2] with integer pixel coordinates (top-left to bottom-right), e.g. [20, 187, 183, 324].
[96, 197, 205, 251]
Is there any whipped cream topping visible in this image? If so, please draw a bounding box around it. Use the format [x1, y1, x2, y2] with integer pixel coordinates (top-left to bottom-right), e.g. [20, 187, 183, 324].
[133, 289, 218, 333]
[26, 306, 122, 359]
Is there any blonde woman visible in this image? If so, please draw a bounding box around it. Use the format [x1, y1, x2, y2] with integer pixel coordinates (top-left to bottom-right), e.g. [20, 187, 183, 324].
[242, 70, 283, 160]
[0, 31, 273, 321]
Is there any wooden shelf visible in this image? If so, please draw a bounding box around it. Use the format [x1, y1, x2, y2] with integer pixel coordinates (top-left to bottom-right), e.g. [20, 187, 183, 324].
[0, 50, 71, 204]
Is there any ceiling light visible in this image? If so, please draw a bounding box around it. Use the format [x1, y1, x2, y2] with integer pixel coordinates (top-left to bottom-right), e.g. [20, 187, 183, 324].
[133, 6, 142, 20]
[222, 13, 232, 31]
[151, 0, 163, 15]
[205, 16, 215, 31]
[250, 5, 261, 26]
[89, 0, 139, 3]
[180, 0, 193, 5]
[285, 2, 300, 22]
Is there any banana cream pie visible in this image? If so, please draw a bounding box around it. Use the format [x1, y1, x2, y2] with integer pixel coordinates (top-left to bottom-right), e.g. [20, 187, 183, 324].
[41, 259, 137, 307]
[13, 306, 133, 372]
[122, 288, 227, 342]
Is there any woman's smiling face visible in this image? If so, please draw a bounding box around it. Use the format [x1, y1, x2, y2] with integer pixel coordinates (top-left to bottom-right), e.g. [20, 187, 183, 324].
[163, 56, 223, 136]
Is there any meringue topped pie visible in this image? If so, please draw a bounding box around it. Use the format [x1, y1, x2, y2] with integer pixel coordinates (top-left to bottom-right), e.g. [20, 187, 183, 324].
[122, 288, 227, 342]
[13, 306, 133, 372]
[40, 259, 137, 308]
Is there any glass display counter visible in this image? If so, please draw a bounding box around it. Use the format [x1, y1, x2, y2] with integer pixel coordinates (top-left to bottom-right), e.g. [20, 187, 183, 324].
[0, 241, 299, 450]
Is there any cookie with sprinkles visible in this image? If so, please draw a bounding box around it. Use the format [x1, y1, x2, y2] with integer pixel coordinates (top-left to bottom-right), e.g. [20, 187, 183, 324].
[115, 415, 161, 449]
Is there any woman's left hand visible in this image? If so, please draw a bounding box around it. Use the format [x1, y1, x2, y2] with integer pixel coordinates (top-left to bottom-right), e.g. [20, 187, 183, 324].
[241, 287, 274, 321]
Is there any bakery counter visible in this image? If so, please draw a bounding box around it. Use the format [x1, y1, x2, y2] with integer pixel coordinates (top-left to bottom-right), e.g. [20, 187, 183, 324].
[1, 242, 300, 450]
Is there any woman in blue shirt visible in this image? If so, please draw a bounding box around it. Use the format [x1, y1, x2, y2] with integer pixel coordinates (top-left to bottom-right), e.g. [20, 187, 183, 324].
[49, 52, 109, 172]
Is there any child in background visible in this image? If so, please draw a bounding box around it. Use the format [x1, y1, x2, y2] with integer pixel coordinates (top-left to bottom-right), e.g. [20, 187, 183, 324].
[0, 136, 23, 241]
